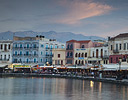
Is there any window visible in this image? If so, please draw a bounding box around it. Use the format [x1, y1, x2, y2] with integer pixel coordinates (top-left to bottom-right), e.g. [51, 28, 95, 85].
[26, 59, 29, 63]
[124, 43, 126, 50]
[111, 58, 113, 63]
[81, 53, 84, 57]
[120, 44, 122, 50]
[85, 53, 87, 57]
[34, 58, 36, 63]
[20, 44, 22, 48]
[127, 43, 128, 50]
[0, 44, 3, 49]
[8, 44, 10, 49]
[20, 51, 22, 55]
[26, 51, 29, 55]
[15, 44, 17, 48]
[41, 44, 44, 48]
[15, 51, 17, 55]
[79, 53, 81, 57]
[4, 44, 7, 51]
[46, 44, 49, 49]
[27, 44, 29, 48]
[0, 55, 2, 59]
[41, 52, 43, 55]
[8, 55, 10, 59]
[41, 59, 43, 62]
[4, 55, 6, 60]
[34, 51, 36, 55]
[93, 51, 94, 57]
[111, 45, 113, 50]
[116, 44, 118, 50]
[58, 54, 60, 58]
[75, 53, 78, 57]
[33, 44, 36, 48]
[81, 45, 84, 48]
[70, 52, 73, 56]
[61, 60, 63, 65]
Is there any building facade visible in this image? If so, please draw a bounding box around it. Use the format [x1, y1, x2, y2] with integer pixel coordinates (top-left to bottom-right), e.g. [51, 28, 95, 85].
[88, 46, 109, 65]
[108, 33, 128, 64]
[66, 40, 93, 65]
[74, 48, 90, 65]
[52, 49, 66, 65]
[13, 36, 65, 66]
[0, 40, 13, 67]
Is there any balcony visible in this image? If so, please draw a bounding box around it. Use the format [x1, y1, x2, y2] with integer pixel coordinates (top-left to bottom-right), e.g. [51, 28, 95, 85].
[113, 49, 119, 53]
[66, 56, 73, 58]
[0, 59, 9, 61]
[66, 48, 73, 50]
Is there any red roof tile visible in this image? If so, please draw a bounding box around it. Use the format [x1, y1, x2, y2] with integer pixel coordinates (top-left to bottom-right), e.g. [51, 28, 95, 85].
[66, 40, 91, 43]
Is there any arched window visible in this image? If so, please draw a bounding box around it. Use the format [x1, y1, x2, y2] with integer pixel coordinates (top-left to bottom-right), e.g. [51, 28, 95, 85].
[79, 60, 81, 65]
[81, 60, 84, 65]
[4, 44, 7, 51]
[79, 53, 81, 57]
[75, 53, 78, 57]
[101, 49, 103, 58]
[81, 45, 84, 48]
[85, 53, 87, 57]
[8, 44, 11, 49]
[81, 53, 84, 57]
[75, 60, 77, 65]
[96, 49, 98, 58]
[93, 51, 94, 57]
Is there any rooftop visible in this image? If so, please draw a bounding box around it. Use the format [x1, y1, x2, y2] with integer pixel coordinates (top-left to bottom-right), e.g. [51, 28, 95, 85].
[67, 39, 91, 43]
[109, 33, 128, 41]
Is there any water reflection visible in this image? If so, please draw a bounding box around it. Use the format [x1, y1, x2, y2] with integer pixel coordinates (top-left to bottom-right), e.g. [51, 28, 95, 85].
[0, 77, 128, 100]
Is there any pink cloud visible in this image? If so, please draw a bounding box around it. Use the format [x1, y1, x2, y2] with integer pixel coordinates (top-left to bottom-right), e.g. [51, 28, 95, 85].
[55, 0, 113, 24]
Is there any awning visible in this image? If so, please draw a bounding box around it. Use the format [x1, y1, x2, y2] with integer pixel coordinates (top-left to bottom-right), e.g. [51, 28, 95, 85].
[0, 64, 8, 68]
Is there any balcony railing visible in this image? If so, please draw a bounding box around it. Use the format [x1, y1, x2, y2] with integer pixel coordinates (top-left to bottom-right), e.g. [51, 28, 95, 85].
[113, 49, 119, 53]
[0, 59, 9, 61]
[66, 48, 73, 50]
[66, 56, 73, 58]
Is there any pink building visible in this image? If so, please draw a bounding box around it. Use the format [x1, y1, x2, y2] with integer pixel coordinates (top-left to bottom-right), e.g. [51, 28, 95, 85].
[66, 40, 93, 65]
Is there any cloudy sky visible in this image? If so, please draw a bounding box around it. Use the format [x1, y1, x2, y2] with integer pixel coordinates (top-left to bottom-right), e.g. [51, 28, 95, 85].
[0, 0, 128, 37]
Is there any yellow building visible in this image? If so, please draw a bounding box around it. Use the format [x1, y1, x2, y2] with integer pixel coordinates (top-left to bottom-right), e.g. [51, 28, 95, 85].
[74, 48, 90, 65]
[52, 49, 66, 65]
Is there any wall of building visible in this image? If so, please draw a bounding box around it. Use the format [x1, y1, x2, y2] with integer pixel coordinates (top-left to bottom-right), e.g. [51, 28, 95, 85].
[0, 40, 13, 64]
[52, 49, 66, 65]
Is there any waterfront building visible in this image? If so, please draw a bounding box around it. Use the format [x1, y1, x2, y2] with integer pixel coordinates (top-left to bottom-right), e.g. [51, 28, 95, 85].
[108, 33, 128, 64]
[52, 48, 66, 66]
[74, 48, 90, 65]
[0, 40, 13, 72]
[13, 36, 65, 66]
[66, 40, 94, 65]
[88, 46, 109, 65]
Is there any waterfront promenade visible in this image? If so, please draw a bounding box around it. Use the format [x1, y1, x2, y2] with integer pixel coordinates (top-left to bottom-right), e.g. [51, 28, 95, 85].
[1, 73, 128, 85]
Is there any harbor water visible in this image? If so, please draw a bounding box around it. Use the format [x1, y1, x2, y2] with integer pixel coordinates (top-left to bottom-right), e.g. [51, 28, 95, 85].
[0, 77, 128, 100]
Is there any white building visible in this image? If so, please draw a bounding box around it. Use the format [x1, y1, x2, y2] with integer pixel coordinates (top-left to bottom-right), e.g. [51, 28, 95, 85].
[13, 36, 65, 66]
[88, 46, 109, 64]
[0, 40, 13, 67]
